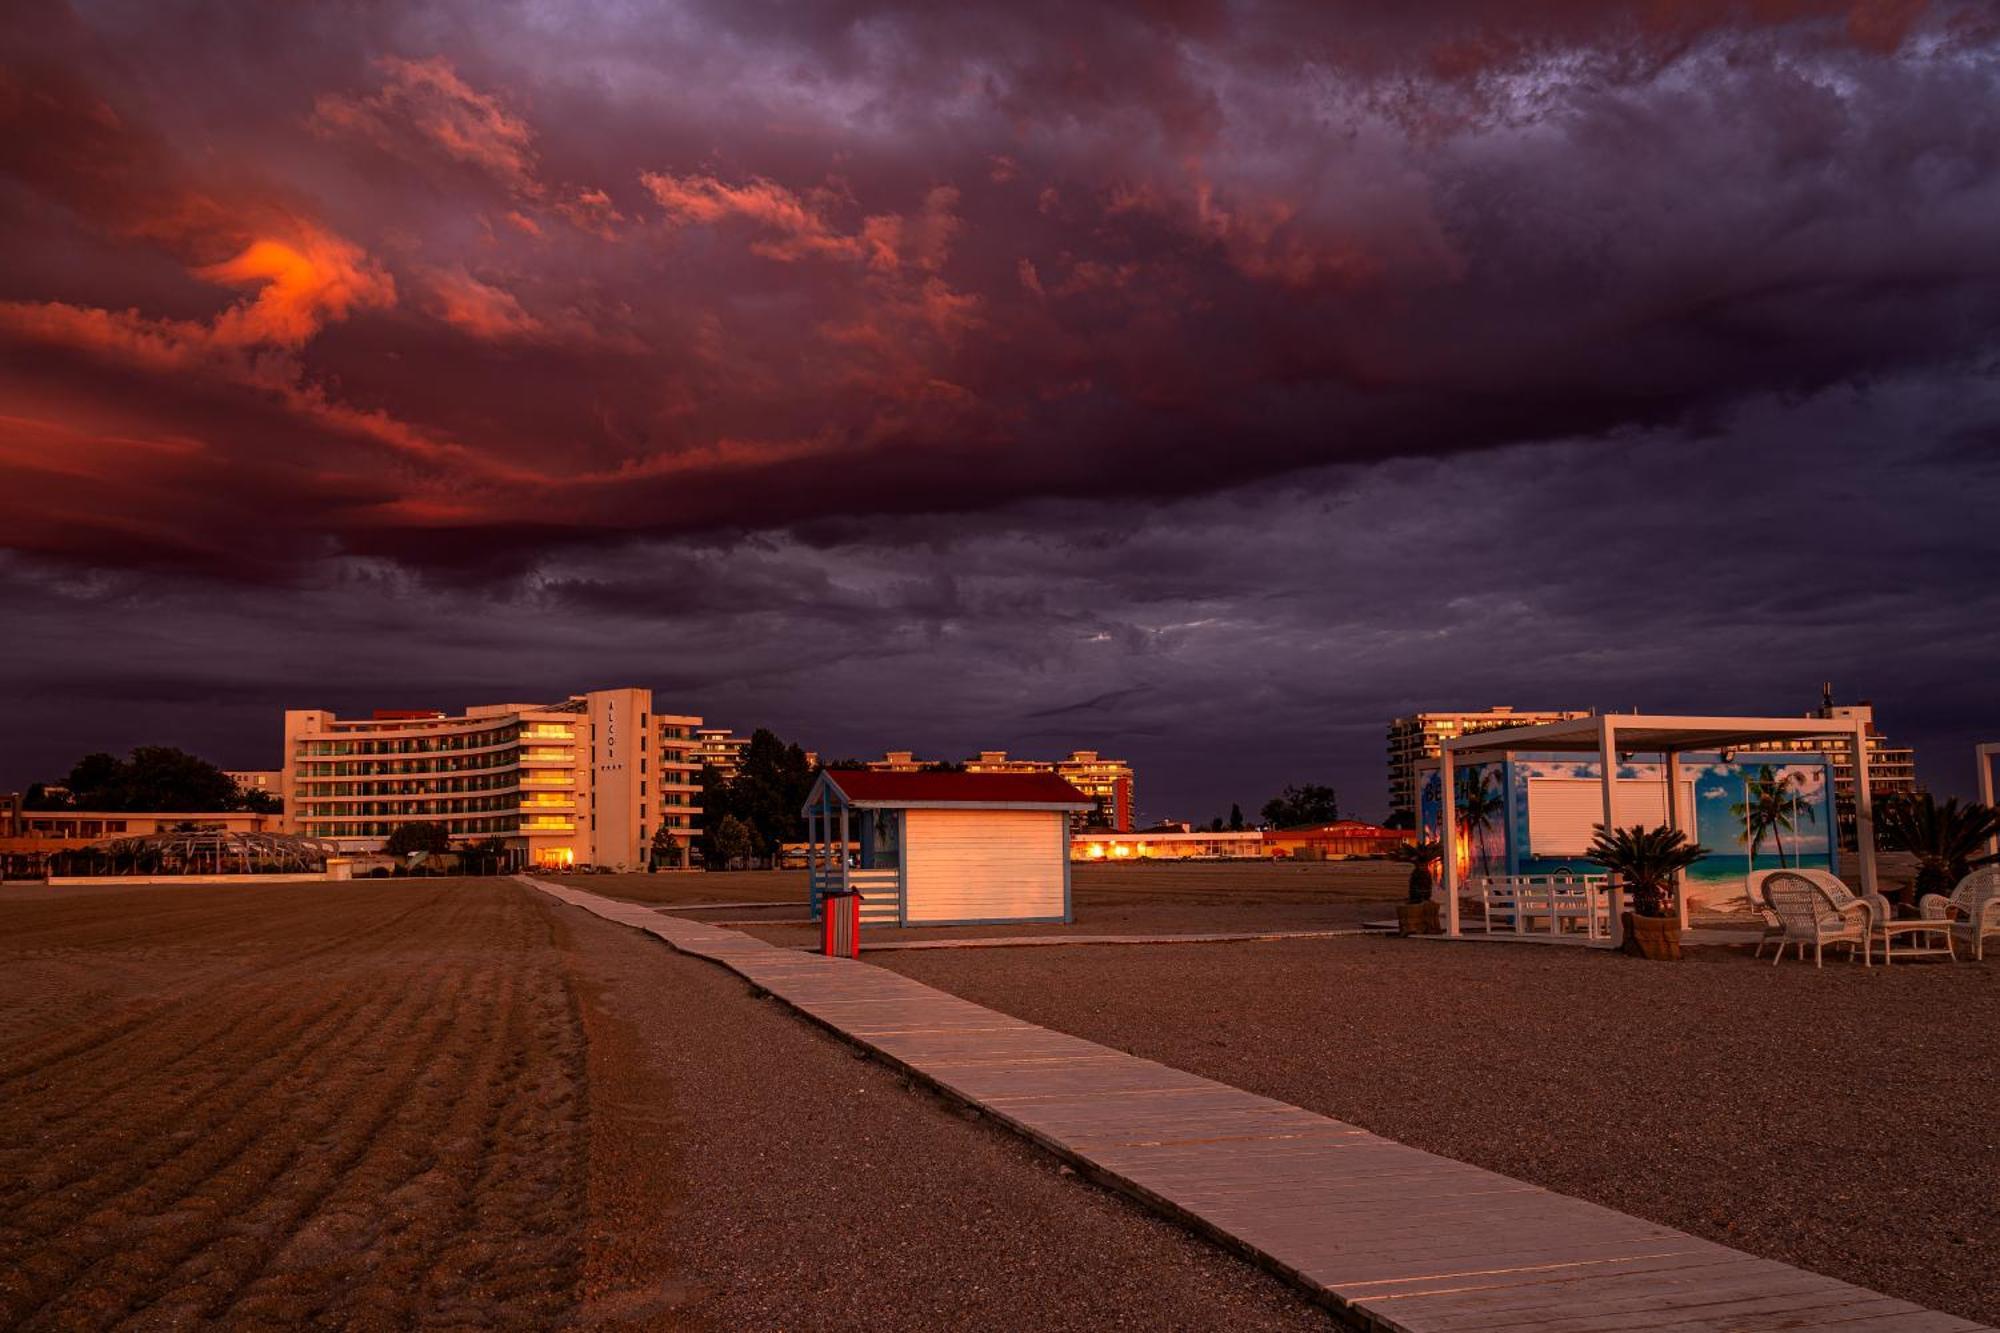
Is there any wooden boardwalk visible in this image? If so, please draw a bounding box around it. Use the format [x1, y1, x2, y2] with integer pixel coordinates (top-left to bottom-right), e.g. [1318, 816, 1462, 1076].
[524, 878, 1983, 1332]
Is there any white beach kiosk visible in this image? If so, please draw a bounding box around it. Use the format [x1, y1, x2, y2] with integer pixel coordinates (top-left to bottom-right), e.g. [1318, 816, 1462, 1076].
[1429, 713, 1881, 945]
[802, 769, 1093, 927]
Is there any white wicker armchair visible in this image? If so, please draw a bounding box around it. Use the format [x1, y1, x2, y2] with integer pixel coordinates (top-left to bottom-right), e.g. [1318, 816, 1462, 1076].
[1744, 872, 1786, 960]
[1943, 866, 2000, 961]
[1764, 872, 1872, 968]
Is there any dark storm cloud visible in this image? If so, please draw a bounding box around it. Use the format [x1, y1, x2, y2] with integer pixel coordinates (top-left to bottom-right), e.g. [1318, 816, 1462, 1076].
[5, 0, 2000, 574]
[6, 375, 1995, 813]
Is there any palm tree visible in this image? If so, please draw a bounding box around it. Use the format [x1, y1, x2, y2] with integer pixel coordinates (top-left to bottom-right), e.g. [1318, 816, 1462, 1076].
[1875, 793, 2000, 902]
[1388, 840, 1444, 904]
[1456, 768, 1505, 878]
[1729, 765, 1814, 870]
[1586, 823, 1711, 919]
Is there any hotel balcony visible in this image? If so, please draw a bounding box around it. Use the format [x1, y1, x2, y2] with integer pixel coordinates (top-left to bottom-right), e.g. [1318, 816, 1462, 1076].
[519, 748, 576, 767]
[521, 817, 576, 832]
[519, 773, 574, 788]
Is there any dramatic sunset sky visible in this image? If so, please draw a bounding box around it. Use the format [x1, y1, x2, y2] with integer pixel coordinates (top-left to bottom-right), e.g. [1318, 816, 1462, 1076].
[4, 0, 1997, 820]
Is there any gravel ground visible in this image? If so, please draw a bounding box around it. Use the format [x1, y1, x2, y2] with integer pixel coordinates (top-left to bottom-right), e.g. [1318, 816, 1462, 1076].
[545, 893, 1334, 1329]
[543, 869, 801, 905]
[742, 859, 1407, 945]
[878, 934, 2000, 1327]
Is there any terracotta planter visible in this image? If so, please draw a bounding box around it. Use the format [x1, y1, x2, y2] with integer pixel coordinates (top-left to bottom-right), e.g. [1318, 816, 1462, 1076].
[1621, 911, 1682, 961]
[1397, 902, 1443, 936]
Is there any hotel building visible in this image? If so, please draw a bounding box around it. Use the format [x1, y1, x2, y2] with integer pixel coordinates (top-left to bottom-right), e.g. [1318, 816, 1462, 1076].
[692, 727, 750, 780]
[281, 688, 701, 869]
[1387, 707, 1593, 822]
[1739, 690, 1918, 842]
[867, 749, 1135, 831]
[225, 770, 282, 802]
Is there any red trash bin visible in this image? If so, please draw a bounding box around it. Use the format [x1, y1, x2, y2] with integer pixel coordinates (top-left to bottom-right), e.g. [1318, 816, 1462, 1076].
[821, 888, 861, 959]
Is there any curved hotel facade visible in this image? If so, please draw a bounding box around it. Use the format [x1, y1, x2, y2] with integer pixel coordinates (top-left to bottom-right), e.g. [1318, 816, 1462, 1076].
[281, 687, 701, 869]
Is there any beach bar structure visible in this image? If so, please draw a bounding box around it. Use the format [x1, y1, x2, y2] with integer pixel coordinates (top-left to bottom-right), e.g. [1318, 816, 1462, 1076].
[1431, 713, 1881, 944]
[802, 769, 1092, 927]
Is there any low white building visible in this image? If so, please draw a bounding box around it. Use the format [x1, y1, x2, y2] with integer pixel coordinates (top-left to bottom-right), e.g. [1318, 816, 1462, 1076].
[802, 770, 1092, 926]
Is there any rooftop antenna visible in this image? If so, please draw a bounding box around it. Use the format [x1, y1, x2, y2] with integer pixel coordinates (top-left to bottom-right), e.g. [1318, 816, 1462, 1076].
[1821, 681, 1835, 713]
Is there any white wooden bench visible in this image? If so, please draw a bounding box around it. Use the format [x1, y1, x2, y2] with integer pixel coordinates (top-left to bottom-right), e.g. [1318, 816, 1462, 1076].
[1475, 874, 1610, 939]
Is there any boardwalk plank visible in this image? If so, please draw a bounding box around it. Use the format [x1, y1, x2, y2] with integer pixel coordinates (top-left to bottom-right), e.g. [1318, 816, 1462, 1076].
[523, 878, 1985, 1333]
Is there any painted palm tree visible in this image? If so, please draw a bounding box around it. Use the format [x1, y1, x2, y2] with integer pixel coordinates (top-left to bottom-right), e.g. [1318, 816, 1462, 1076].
[1730, 765, 1814, 870]
[1456, 767, 1505, 879]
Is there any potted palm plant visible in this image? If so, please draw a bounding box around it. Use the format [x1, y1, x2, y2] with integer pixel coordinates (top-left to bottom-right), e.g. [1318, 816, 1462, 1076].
[1875, 793, 2000, 910]
[1389, 840, 1444, 934]
[1585, 823, 1709, 960]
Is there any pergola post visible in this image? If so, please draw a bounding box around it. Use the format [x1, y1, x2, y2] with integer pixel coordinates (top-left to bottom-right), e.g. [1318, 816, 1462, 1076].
[1599, 716, 1622, 950]
[1439, 750, 1460, 938]
[1851, 718, 1878, 896]
[1979, 743, 1998, 857]
[1665, 749, 1689, 931]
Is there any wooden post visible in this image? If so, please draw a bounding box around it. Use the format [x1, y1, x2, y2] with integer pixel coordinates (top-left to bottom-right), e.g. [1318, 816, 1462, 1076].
[1851, 719, 1878, 896]
[1440, 749, 1460, 938]
[1600, 717, 1622, 948]
[839, 803, 851, 901]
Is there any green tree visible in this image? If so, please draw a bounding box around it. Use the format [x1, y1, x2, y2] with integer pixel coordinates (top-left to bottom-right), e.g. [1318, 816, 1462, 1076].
[386, 822, 451, 858]
[699, 728, 816, 865]
[463, 836, 513, 874]
[650, 824, 684, 870]
[1730, 765, 1815, 870]
[1228, 802, 1244, 832]
[1454, 768, 1505, 878]
[710, 813, 755, 869]
[25, 747, 265, 813]
[1261, 783, 1339, 828]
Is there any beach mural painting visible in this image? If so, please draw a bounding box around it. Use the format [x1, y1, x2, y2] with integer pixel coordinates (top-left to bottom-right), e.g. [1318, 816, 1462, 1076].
[1420, 752, 1837, 915]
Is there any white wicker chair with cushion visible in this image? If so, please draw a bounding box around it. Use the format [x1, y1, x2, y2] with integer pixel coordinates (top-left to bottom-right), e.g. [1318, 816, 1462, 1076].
[1764, 872, 1871, 968]
[1744, 872, 1786, 960]
[1944, 866, 2000, 961]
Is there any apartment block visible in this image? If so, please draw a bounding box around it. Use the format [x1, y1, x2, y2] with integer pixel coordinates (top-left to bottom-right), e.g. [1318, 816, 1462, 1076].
[866, 748, 1134, 831]
[692, 726, 750, 780]
[282, 688, 701, 869]
[1740, 689, 1918, 842]
[1386, 707, 1593, 822]
[224, 770, 282, 800]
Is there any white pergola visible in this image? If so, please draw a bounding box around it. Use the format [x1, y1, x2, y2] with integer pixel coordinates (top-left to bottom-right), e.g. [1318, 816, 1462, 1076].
[1436, 713, 1879, 944]
[1980, 742, 1999, 857]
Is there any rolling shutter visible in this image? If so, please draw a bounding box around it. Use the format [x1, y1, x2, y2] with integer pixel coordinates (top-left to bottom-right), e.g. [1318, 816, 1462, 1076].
[1526, 778, 1699, 857]
[903, 809, 1064, 924]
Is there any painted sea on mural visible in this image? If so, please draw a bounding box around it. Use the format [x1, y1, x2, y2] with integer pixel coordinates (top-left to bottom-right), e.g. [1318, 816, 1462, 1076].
[1420, 751, 1839, 914]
